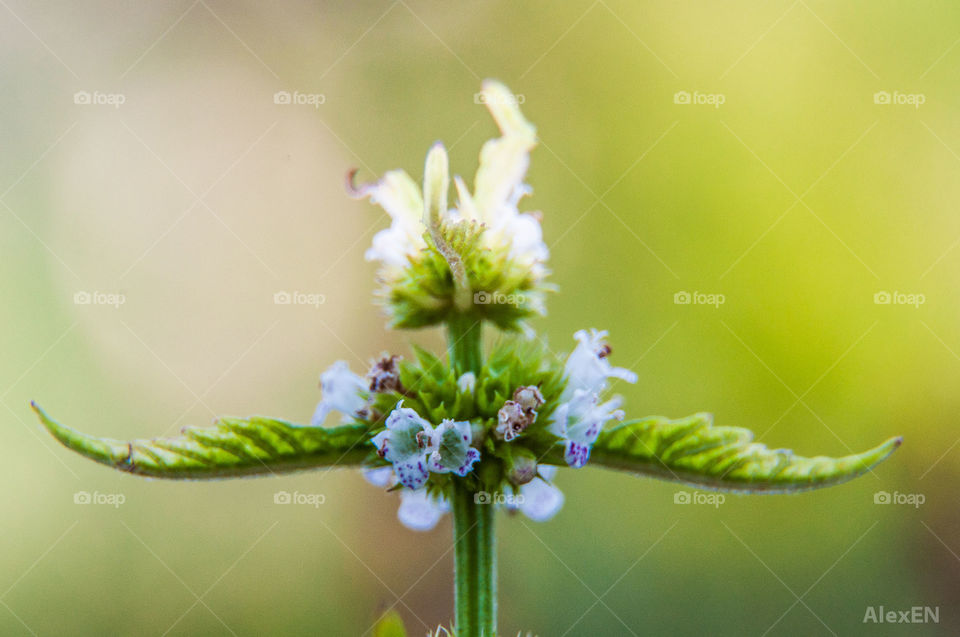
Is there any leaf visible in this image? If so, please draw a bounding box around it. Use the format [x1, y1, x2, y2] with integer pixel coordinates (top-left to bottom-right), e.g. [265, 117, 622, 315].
[372, 611, 408, 637]
[580, 413, 901, 493]
[31, 402, 374, 479]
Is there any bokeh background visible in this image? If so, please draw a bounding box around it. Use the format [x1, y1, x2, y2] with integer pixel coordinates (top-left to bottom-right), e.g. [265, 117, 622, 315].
[2, 1, 958, 635]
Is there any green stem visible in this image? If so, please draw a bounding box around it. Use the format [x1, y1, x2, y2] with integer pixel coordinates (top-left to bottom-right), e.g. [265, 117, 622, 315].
[452, 483, 496, 637]
[447, 313, 483, 378]
[446, 314, 495, 637]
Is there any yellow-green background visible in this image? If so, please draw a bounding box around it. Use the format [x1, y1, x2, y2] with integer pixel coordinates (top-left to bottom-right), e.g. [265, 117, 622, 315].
[2, 1, 957, 635]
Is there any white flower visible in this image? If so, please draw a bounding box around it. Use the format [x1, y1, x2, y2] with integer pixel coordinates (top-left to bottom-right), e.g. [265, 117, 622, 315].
[552, 329, 636, 468]
[371, 404, 481, 489]
[427, 419, 481, 477]
[355, 170, 426, 269]
[370, 403, 434, 489]
[506, 466, 564, 522]
[362, 468, 450, 532]
[552, 389, 626, 468]
[311, 361, 368, 426]
[353, 80, 548, 283]
[364, 463, 560, 530]
[398, 489, 450, 532]
[563, 329, 638, 398]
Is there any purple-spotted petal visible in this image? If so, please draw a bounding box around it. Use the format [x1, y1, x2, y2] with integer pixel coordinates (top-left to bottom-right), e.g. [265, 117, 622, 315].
[370, 403, 434, 489]
[428, 419, 481, 477]
[551, 389, 625, 469]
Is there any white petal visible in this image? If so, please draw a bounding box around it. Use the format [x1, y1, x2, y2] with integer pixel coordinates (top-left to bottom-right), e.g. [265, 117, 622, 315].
[362, 467, 396, 488]
[397, 490, 449, 532]
[456, 371, 476, 393]
[473, 81, 536, 224]
[356, 170, 426, 267]
[453, 176, 481, 223]
[538, 465, 559, 481]
[519, 478, 564, 522]
[423, 143, 449, 230]
[311, 361, 367, 426]
[427, 419, 481, 476]
[563, 329, 637, 398]
[373, 403, 435, 489]
[552, 390, 625, 469]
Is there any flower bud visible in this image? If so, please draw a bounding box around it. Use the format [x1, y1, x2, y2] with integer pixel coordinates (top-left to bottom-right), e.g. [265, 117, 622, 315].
[504, 447, 539, 486]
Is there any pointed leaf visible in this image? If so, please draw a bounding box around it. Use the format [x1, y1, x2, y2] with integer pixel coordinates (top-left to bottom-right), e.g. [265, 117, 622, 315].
[574, 413, 900, 493]
[32, 402, 373, 479]
[372, 611, 408, 637]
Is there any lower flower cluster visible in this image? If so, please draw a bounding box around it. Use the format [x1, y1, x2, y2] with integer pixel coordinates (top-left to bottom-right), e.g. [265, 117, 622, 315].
[310, 329, 635, 531]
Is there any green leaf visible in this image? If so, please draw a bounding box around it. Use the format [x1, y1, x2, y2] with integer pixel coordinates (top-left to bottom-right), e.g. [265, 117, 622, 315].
[372, 611, 408, 637]
[576, 413, 901, 493]
[31, 402, 373, 479]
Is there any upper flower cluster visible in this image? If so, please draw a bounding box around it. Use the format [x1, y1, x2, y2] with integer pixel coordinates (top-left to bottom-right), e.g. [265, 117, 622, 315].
[351, 80, 549, 331]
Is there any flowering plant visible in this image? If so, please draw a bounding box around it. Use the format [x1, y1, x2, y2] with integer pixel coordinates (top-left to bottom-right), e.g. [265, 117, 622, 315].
[33, 80, 900, 636]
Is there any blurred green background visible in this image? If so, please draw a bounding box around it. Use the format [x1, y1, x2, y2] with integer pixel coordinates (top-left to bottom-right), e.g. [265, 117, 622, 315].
[2, 1, 958, 635]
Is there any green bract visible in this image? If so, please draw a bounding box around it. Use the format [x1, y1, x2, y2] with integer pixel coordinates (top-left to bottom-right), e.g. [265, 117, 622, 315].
[383, 223, 547, 331]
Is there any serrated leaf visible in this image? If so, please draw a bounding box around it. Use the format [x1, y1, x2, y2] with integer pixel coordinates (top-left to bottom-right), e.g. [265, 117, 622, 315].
[579, 412, 901, 493]
[32, 402, 373, 479]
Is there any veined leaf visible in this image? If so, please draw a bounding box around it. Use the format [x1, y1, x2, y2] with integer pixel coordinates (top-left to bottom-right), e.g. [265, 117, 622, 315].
[574, 413, 901, 493]
[32, 402, 374, 479]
